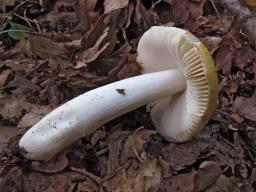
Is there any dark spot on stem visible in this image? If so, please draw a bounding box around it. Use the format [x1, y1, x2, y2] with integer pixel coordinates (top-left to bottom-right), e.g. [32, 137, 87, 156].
[116, 88, 126, 95]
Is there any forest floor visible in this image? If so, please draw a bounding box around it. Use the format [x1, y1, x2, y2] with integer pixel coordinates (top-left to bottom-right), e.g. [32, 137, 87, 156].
[0, 0, 256, 191]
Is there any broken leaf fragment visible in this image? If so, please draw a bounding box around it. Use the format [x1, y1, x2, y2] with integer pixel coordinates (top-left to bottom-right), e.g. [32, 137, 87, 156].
[8, 22, 28, 40]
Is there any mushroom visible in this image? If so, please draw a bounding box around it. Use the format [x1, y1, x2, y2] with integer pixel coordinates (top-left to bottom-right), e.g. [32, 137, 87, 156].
[19, 26, 218, 160]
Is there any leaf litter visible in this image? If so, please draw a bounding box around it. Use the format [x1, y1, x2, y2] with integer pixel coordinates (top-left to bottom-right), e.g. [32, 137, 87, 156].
[0, 0, 256, 192]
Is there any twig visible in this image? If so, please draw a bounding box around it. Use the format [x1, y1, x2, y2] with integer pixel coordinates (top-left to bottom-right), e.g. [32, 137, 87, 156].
[95, 147, 109, 156]
[70, 166, 101, 184]
[13, 13, 33, 29]
[132, 126, 144, 162]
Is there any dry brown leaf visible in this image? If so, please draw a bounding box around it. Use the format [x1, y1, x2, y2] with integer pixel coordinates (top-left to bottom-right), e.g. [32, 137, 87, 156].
[201, 36, 222, 53]
[76, 0, 90, 31]
[117, 60, 141, 79]
[15, 39, 32, 58]
[234, 95, 256, 121]
[1, 168, 78, 192]
[214, 45, 233, 74]
[18, 105, 52, 129]
[161, 171, 197, 192]
[28, 35, 71, 59]
[233, 45, 256, 70]
[107, 130, 131, 174]
[103, 163, 135, 192]
[133, 0, 159, 32]
[194, 161, 222, 191]
[0, 69, 11, 87]
[0, 124, 18, 153]
[91, 129, 107, 146]
[205, 175, 240, 192]
[31, 153, 68, 173]
[77, 178, 99, 192]
[0, 97, 31, 123]
[43, 11, 79, 29]
[121, 129, 156, 163]
[104, 0, 129, 14]
[164, 0, 205, 25]
[162, 139, 213, 171]
[134, 154, 161, 192]
[103, 154, 161, 192]
[75, 27, 111, 68]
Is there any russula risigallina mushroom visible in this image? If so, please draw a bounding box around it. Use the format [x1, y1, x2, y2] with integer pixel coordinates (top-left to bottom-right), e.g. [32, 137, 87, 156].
[19, 26, 218, 160]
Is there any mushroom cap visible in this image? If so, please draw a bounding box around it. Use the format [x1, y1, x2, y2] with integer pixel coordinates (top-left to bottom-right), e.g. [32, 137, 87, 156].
[137, 26, 218, 142]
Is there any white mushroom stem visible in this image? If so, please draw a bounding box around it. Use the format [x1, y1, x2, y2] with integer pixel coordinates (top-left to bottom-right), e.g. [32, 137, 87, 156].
[19, 69, 186, 160]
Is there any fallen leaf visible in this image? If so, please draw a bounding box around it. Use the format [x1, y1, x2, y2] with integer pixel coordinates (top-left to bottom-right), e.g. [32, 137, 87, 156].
[0, 124, 18, 153]
[75, 27, 112, 68]
[194, 161, 222, 191]
[117, 60, 141, 79]
[77, 177, 99, 192]
[107, 130, 131, 174]
[0, 97, 31, 123]
[31, 153, 68, 173]
[201, 36, 222, 53]
[18, 104, 52, 129]
[233, 45, 256, 70]
[1, 167, 78, 192]
[234, 95, 256, 121]
[134, 153, 161, 192]
[164, 0, 205, 25]
[8, 22, 28, 40]
[43, 11, 79, 29]
[161, 171, 197, 192]
[104, 0, 129, 14]
[0, 69, 11, 87]
[162, 139, 213, 171]
[91, 129, 107, 146]
[133, 0, 159, 32]
[28, 35, 72, 59]
[205, 175, 240, 192]
[121, 128, 156, 163]
[103, 162, 135, 192]
[214, 45, 233, 74]
[76, 0, 90, 31]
